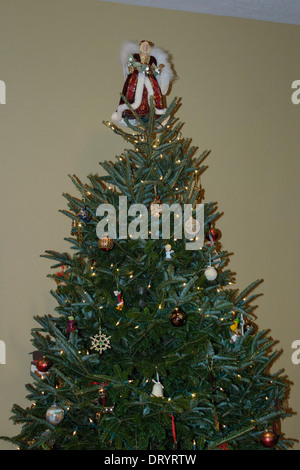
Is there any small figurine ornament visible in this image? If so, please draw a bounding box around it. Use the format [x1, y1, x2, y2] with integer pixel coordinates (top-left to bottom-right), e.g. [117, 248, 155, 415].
[230, 331, 240, 344]
[230, 319, 239, 332]
[67, 316, 77, 337]
[165, 244, 174, 260]
[78, 206, 92, 224]
[114, 290, 124, 311]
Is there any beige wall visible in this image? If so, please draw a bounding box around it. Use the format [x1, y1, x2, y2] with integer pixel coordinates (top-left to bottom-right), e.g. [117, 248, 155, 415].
[0, 0, 299, 450]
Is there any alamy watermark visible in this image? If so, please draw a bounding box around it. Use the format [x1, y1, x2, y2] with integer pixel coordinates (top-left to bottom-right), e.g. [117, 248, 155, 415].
[291, 80, 300, 105]
[0, 340, 6, 364]
[0, 80, 6, 104]
[96, 197, 204, 250]
[291, 340, 300, 365]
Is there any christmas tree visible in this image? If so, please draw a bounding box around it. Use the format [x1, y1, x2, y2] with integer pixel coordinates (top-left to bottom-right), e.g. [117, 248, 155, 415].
[2, 41, 293, 451]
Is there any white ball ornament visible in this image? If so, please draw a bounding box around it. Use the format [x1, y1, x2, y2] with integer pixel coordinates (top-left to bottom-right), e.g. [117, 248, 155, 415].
[46, 403, 64, 425]
[204, 266, 218, 281]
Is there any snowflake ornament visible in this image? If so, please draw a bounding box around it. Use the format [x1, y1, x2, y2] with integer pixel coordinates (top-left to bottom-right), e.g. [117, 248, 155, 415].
[90, 329, 111, 354]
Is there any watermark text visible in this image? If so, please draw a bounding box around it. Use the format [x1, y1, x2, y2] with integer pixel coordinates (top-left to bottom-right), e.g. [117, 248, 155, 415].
[0, 340, 6, 364]
[0, 80, 6, 104]
[291, 80, 300, 105]
[96, 197, 204, 250]
[291, 340, 300, 364]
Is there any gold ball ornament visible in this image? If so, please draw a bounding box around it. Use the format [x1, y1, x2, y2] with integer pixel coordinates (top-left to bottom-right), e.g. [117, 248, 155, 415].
[98, 236, 114, 251]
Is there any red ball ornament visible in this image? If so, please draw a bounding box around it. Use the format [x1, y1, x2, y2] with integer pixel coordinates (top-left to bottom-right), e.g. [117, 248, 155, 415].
[205, 228, 221, 244]
[260, 430, 279, 448]
[36, 357, 52, 373]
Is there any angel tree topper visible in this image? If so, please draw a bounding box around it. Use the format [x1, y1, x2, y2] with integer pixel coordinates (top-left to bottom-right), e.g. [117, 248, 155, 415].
[111, 40, 175, 125]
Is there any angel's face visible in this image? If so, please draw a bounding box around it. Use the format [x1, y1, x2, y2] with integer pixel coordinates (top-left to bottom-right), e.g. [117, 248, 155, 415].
[140, 41, 151, 54]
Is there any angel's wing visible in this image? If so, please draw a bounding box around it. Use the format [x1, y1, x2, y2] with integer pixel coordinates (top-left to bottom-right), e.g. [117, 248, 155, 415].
[150, 46, 175, 95]
[119, 41, 140, 79]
